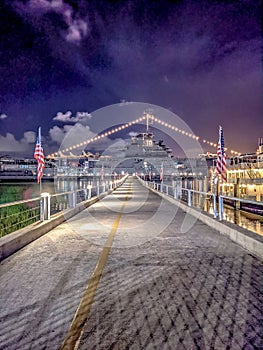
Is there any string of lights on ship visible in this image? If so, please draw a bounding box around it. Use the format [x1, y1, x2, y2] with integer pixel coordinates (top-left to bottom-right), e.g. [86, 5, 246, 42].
[47, 114, 241, 159]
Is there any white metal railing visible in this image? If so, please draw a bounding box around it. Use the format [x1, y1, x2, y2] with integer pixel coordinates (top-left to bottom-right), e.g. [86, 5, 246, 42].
[137, 177, 263, 223]
[0, 176, 127, 237]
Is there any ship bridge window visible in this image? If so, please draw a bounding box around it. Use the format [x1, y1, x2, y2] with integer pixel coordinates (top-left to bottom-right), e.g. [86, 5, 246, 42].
[145, 140, 153, 146]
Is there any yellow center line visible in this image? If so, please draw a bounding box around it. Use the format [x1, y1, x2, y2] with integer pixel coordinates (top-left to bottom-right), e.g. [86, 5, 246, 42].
[60, 184, 131, 350]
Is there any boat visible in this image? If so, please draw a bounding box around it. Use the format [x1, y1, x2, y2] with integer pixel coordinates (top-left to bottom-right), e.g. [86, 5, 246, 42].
[0, 156, 55, 182]
[210, 137, 263, 217]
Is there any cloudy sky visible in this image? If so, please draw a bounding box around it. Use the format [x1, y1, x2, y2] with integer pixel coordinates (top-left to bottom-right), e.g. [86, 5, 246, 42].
[0, 0, 262, 156]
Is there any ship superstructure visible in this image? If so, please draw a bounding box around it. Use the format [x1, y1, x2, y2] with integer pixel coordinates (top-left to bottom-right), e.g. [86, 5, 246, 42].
[93, 129, 177, 177]
[118, 131, 176, 175]
[214, 138, 263, 201]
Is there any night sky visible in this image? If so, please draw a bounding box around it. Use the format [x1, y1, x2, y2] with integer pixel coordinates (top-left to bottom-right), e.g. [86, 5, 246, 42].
[0, 0, 262, 157]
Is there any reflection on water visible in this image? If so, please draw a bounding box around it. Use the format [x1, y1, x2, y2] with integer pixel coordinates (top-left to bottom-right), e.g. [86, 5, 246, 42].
[0, 178, 104, 204]
[189, 192, 263, 236]
[207, 202, 263, 236]
[223, 206, 263, 236]
[55, 178, 96, 193]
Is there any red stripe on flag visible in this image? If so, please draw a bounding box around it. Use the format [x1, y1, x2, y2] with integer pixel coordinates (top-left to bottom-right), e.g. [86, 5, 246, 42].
[216, 126, 227, 182]
[34, 128, 45, 183]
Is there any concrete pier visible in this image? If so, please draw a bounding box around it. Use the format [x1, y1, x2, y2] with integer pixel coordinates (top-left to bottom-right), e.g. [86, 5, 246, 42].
[0, 177, 262, 349]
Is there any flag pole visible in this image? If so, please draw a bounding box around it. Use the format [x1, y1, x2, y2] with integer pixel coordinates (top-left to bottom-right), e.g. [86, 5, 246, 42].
[215, 125, 227, 220]
[39, 127, 42, 195]
[39, 171, 42, 221]
[160, 162, 163, 191]
[39, 174, 42, 195]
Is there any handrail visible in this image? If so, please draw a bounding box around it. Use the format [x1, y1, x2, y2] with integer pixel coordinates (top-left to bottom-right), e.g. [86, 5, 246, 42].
[0, 177, 127, 208]
[137, 176, 263, 224]
[0, 175, 128, 237]
[50, 188, 92, 198]
[181, 187, 210, 196]
[0, 196, 41, 209]
[220, 195, 263, 206]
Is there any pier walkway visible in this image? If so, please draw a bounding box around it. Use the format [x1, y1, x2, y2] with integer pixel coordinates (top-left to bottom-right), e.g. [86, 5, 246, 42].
[0, 177, 262, 349]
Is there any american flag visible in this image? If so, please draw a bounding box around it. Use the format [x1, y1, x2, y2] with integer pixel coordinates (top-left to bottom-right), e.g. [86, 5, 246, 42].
[34, 127, 45, 183]
[216, 126, 227, 182]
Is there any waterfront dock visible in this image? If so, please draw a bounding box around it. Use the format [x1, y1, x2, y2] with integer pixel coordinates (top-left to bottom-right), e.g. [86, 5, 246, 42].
[0, 177, 262, 349]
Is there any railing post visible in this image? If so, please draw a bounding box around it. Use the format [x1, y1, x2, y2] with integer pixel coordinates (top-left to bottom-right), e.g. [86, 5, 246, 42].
[41, 193, 50, 221]
[174, 187, 177, 199]
[219, 196, 224, 221]
[160, 182, 163, 192]
[68, 192, 76, 208]
[97, 184, 100, 196]
[166, 185, 169, 195]
[213, 194, 217, 218]
[187, 189, 192, 207]
[88, 187, 91, 199]
[234, 199, 240, 210]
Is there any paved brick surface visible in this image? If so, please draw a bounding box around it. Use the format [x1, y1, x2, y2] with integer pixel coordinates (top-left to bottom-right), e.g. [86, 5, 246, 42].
[0, 177, 262, 349]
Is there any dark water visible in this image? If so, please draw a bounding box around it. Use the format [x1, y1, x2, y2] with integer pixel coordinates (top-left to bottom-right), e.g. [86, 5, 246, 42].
[0, 178, 98, 204]
[186, 191, 263, 236]
[207, 203, 263, 236]
[0, 183, 53, 204]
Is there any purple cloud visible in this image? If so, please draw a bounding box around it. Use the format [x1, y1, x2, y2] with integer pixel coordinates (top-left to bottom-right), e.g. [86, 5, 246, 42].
[53, 111, 92, 123]
[14, 0, 89, 44]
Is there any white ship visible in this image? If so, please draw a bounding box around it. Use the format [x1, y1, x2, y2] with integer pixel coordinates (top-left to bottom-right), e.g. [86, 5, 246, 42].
[222, 138, 263, 202]
[99, 131, 177, 177]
